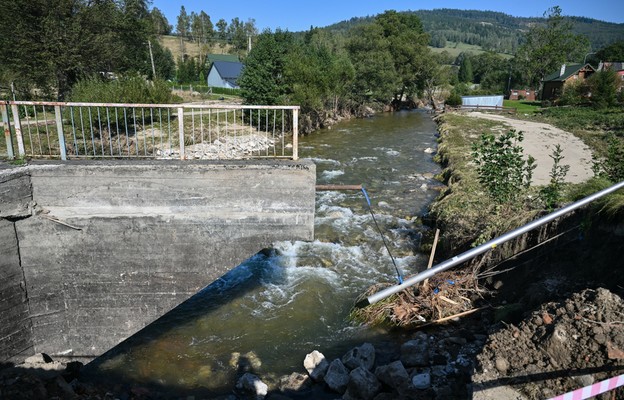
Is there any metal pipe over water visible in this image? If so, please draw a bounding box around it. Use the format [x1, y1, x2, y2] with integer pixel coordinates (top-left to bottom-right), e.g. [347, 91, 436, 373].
[365, 180, 624, 306]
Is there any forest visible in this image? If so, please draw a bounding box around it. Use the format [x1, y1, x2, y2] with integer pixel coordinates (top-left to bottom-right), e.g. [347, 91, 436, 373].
[1, 1, 623, 133]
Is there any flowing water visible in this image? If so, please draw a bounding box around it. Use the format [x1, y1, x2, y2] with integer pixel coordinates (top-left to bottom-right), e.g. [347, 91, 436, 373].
[89, 110, 442, 396]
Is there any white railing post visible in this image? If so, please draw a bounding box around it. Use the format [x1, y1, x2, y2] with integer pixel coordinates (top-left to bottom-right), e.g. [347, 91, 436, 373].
[178, 107, 185, 160]
[10, 103, 25, 157]
[292, 108, 299, 161]
[54, 105, 67, 160]
[2, 103, 14, 159]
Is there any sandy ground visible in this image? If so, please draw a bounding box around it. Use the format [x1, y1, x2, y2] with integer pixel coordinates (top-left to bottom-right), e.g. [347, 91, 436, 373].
[466, 112, 594, 185]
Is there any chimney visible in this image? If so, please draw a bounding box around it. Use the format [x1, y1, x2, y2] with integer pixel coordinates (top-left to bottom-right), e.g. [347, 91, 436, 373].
[560, 64, 566, 77]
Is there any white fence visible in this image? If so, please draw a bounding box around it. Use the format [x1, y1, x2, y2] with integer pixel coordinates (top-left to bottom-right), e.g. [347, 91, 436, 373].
[2, 101, 300, 160]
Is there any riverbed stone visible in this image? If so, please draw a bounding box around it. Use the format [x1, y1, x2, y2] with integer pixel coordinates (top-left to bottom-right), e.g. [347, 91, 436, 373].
[342, 342, 375, 371]
[495, 357, 510, 373]
[374, 360, 409, 388]
[303, 350, 328, 381]
[323, 359, 349, 394]
[279, 372, 311, 392]
[400, 334, 430, 367]
[343, 367, 381, 400]
[411, 372, 431, 390]
[236, 373, 268, 399]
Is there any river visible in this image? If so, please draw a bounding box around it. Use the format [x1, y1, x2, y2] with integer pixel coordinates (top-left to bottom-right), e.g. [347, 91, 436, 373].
[88, 110, 442, 396]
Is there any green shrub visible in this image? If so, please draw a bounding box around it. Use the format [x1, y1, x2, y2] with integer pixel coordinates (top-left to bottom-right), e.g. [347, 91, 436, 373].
[471, 130, 536, 204]
[70, 75, 179, 104]
[592, 135, 624, 182]
[445, 93, 462, 107]
[539, 144, 570, 210]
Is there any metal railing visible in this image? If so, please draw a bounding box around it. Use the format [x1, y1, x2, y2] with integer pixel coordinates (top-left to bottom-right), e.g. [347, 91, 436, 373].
[2, 101, 300, 160]
[365, 179, 624, 306]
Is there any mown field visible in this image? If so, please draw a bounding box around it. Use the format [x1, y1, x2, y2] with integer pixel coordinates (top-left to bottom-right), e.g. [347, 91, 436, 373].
[158, 35, 232, 64]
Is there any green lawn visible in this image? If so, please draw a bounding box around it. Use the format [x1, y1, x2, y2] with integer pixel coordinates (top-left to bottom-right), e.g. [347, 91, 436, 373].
[503, 100, 542, 114]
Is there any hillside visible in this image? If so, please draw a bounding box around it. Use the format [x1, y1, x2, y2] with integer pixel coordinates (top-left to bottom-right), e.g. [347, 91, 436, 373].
[159, 35, 233, 65]
[324, 9, 624, 55]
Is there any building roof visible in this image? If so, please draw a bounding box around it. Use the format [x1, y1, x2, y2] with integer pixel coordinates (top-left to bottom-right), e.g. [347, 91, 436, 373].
[207, 54, 240, 64]
[598, 61, 624, 72]
[543, 63, 594, 82]
[211, 61, 244, 86]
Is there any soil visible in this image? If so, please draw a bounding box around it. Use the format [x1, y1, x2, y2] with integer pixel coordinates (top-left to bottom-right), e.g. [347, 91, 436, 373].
[465, 112, 594, 185]
[473, 288, 624, 400]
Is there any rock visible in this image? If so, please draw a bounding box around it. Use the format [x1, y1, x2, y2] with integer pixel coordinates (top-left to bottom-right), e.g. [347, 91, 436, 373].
[446, 336, 467, 345]
[342, 343, 375, 371]
[374, 360, 409, 388]
[303, 350, 328, 381]
[411, 372, 431, 390]
[495, 357, 509, 374]
[545, 325, 571, 366]
[573, 374, 594, 387]
[24, 353, 54, 365]
[279, 372, 311, 392]
[343, 367, 381, 400]
[323, 359, 349, 394]
[424, 147, 435, 154]
[230, 351, 262, 371]
[236, 373, 268, 399]
[400, 335, 430, 367]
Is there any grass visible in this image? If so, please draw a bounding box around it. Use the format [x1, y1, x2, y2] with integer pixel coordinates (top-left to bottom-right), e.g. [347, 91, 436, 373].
[429, 41, 513, 59]
[503, 100, 542, 114]
[159, 35, 233, 65]
[432, 113, 543, 253]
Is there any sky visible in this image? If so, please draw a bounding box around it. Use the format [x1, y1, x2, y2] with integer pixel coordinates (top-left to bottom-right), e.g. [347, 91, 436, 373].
[151, 0, 624, 33]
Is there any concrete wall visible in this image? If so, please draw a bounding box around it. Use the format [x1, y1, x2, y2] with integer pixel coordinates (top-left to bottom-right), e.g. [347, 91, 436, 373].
[0, 160, 315, 361]
[0, 171, 34, 363]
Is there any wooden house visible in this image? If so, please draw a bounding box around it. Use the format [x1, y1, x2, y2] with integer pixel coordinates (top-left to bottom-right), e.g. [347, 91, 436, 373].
[541, 63, 595, 101]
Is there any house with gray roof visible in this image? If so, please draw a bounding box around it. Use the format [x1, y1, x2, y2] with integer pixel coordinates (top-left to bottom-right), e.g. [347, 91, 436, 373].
[207, 60, 244, 89]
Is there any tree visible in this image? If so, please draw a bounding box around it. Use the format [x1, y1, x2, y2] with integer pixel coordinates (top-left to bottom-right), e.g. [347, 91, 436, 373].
[421, 53, 451, 105]
[150, 7, 171, 35]
[588, 69, 619, 109]
[458, 56, 474, 83]
[596, 40, 624, 62]
[239, 29, 294, 105]
[216, 18, 228, 49]
[284, 31, 354, 118]
[515, 6, 589, 87]
[431, 33, 447, 48]
[176, 6, 190, 37]
[346, 10, 430, 104]
[347, 23, 400, 103]
[0, 0, 154, 100]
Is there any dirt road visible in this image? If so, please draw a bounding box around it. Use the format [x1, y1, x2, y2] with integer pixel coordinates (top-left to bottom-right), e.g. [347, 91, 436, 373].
[466, 112, 594, 185]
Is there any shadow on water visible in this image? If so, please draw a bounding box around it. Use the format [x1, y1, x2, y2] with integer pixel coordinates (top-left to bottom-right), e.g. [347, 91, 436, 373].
[82, 249, 285, 397]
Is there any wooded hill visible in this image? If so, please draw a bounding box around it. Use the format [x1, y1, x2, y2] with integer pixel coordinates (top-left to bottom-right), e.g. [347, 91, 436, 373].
[324, 9, 624, 55]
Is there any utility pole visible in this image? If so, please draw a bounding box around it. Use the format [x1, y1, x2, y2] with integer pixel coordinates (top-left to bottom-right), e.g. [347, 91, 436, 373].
[148, 40, 157, 79]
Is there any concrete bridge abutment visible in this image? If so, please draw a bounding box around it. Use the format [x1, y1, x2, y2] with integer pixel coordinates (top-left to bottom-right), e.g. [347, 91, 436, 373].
[0, 160, 315, 363]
